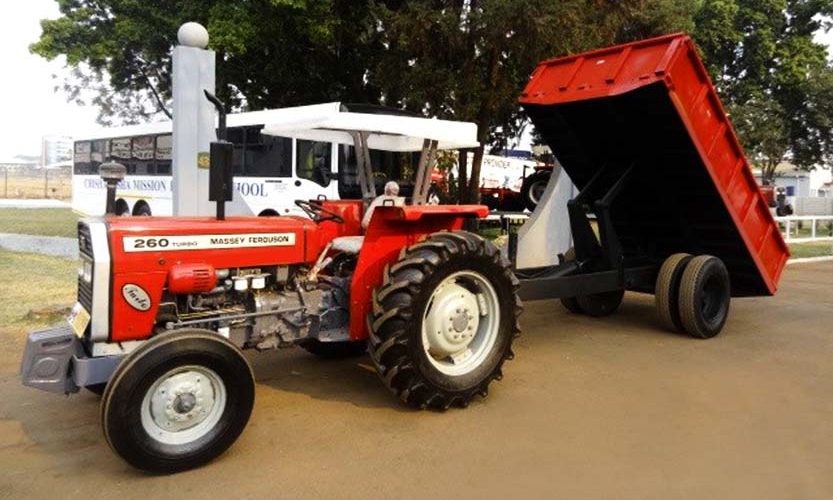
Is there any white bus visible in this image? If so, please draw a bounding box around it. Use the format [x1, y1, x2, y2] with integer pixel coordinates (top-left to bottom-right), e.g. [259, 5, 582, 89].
[72, 106, 426, 217]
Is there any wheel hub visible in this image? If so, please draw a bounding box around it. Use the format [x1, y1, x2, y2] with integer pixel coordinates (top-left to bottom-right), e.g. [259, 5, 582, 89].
[142, 368, 225, 442]
[424, 283, 480, 358]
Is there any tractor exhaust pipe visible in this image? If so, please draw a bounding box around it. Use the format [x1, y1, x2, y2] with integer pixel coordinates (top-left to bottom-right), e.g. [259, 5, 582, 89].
[204, 91, 233, 220]
[99, 162, 126, 215]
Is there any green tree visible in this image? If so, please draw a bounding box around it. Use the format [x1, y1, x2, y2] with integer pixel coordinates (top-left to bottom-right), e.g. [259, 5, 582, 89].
[373, 0, 696, 202]
[33, 0, 698, 201]
[31, 0, 383, 125]
[694, 0, 833, 183]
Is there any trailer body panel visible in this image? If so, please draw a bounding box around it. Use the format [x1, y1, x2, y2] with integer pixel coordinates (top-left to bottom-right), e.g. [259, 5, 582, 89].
[520, 33, 788, 296]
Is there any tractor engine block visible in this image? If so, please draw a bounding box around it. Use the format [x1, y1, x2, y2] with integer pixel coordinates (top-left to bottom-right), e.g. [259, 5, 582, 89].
[162, 265, 352, 350]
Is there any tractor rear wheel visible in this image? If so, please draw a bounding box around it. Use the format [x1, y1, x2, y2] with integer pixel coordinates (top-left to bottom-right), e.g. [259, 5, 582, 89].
[368, 231, 522, 410]
[101, 329, 255, 473]
[655, 253, 693, 332]
[678, 255, 731, 339]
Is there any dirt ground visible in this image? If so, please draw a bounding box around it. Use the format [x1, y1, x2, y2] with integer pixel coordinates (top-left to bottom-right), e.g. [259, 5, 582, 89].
[1, 262, 831, 500]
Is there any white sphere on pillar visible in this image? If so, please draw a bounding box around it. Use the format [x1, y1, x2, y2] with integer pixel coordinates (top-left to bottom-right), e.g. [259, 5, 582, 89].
[177, 22, 209, 49]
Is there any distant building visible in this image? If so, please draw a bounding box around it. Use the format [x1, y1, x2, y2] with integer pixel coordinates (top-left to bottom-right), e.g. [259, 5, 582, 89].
[753, 163, 832, 198]
[41, 135, 73, 167]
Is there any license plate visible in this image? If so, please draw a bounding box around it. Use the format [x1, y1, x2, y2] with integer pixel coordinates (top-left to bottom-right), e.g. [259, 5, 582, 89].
[67, 302, 91, 338]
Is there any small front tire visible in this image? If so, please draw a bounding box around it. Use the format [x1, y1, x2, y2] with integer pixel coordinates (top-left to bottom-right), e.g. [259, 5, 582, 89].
[101, 329, 255, 473]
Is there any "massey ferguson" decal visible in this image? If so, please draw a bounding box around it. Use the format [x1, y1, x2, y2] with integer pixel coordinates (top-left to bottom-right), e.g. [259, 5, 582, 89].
[123, 232, 296, 252]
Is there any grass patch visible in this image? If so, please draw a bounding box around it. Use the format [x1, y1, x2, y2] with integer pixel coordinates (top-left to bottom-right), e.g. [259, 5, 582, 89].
[788, 241, 833, 259]
[0, 208, 78, 238]
[1, 175, 71, 200]
[0, 249, 76, 334]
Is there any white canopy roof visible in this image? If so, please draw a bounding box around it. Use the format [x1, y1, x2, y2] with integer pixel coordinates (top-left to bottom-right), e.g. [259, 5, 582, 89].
[260, 102, 479, 152]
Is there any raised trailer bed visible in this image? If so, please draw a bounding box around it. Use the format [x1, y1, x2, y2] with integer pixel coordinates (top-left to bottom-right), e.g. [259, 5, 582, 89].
[515, 33, 789, 337]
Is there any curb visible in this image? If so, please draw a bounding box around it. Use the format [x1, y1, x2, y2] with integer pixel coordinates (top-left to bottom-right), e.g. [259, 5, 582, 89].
[787, 256, 833, 265]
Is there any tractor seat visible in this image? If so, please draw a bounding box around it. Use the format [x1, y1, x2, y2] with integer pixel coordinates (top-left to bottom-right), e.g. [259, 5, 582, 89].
[330, 195, 404, 254]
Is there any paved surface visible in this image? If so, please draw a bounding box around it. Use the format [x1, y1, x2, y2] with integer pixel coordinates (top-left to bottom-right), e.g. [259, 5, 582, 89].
[0, 233, 77, 259]
[0, 263, 831, 499]
[0, 199, 70, 209]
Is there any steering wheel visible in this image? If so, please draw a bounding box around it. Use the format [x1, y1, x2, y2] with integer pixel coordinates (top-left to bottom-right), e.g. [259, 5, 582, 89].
[294, 199, 344, 224]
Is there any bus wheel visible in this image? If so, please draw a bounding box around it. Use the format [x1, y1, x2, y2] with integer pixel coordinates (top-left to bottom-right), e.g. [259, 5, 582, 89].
[133, 202, 152, 216]
[115, 199, 130, 217]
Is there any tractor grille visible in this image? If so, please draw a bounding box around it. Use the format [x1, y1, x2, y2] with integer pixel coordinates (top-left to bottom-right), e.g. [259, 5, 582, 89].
[77, 223, 93, 312]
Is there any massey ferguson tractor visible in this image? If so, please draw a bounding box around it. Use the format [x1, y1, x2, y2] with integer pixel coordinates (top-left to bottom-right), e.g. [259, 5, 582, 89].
[21, 34, 788, 474]
[22, 100, 522, 473]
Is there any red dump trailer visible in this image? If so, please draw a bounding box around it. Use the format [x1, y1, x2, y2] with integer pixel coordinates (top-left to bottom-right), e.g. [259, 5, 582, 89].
[514, 33, 788, 338]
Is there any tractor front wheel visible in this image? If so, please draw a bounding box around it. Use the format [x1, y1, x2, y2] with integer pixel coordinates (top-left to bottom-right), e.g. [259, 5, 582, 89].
[369, 231, 522, 410]
[101, 329, 255, 473]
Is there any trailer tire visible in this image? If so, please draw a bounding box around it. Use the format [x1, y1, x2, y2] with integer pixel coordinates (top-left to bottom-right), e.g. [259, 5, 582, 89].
[368, 231, 522, 410]
[559, 248, 583, 314]
[678, 255, 731, 339]
[521, 170, 551, 211]
[300, 340, 366, 359]
[101, 329, 255, 473]
[576, 289, 625, 317]
[655, 253, 693, 332]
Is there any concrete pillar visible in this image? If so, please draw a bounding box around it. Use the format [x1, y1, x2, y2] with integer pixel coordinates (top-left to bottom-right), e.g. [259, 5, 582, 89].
[172, 22, 216, 216]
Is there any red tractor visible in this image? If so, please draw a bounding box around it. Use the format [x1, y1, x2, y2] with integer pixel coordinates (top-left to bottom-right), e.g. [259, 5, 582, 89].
[21, 102, 521, 473]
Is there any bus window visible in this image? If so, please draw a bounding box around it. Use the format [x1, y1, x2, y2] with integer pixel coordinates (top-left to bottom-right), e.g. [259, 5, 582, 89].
[226, 127, 245, 176]
[245, 127, 292, 177]
[155, 135, 172, 175]
[74, 141, 92, 175]
[90, 140, 108, 173]
[132, 136, 156, 175]
[111, 137, 132, 172]
[338, 145, 418, 198]
[296, 140, 332, 187]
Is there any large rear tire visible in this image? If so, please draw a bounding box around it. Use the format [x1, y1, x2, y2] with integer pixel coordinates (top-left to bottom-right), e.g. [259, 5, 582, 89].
[678, 255, 731, 339]
[368, 231, 522, 410]
[655, 253, 693, 332]
[101, 329, 255, 473]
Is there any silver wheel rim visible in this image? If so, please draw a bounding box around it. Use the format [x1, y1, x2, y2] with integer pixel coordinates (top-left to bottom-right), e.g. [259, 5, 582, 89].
[421, 270, 501, 376]
[529, 181, 546, 204]
[140, 365, 227, 446]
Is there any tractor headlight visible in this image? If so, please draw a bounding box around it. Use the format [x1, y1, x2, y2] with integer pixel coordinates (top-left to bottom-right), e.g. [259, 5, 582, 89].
[79, 259, 93, 283]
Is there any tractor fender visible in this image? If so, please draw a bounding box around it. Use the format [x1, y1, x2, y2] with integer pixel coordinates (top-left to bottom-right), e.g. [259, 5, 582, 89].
[347, 205, 488, 340]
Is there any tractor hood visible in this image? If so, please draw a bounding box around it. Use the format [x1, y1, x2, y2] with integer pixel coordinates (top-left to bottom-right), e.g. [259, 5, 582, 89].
[103, 215, 321, 274]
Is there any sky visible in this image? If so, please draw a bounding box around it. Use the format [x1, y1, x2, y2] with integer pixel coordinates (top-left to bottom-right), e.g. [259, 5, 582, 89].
[0, 2, 831, 161]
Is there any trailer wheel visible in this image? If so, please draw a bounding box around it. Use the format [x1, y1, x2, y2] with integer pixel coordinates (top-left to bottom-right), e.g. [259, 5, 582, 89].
[576, 289, 625, 317]
[101, 329, 255, 473]
[369, 231, 521, 410]
[678, 255, 731, 339]
[520, 170, 551, 211]
[300, 340, 366, 359]
[655, 253, 693, 332]
[558, 248, 583, 314]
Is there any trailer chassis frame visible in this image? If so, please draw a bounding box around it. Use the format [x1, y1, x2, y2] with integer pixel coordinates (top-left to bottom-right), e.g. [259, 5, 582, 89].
[514, 164, 659, 301]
